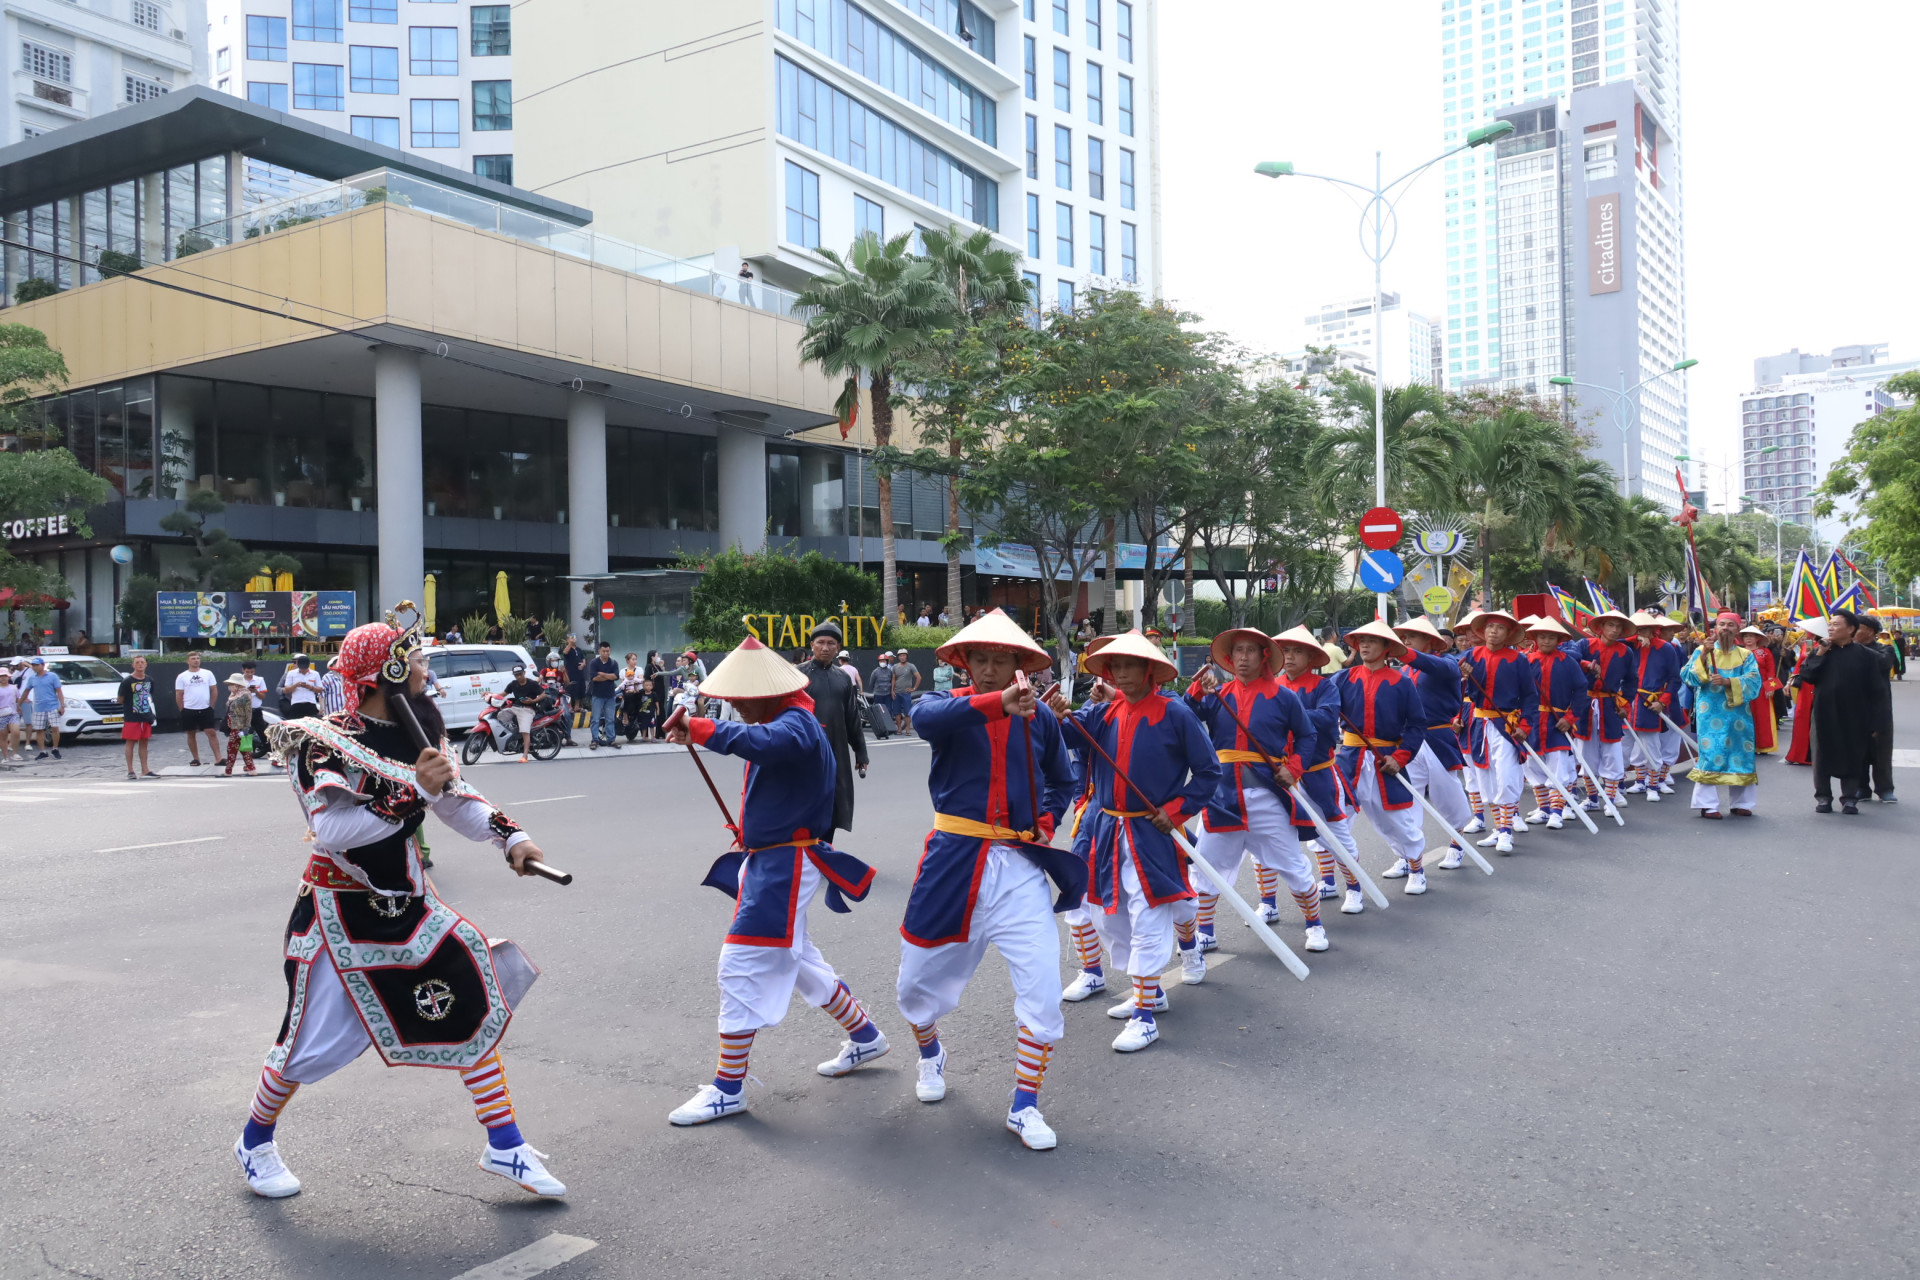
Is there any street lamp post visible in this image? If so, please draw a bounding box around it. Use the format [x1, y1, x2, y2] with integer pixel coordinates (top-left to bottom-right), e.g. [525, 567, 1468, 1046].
[1257, 119, 1514, 618]
[1552, 359, 1698, 610]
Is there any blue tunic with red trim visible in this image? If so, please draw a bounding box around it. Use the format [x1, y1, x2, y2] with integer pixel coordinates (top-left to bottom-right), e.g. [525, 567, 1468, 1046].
[1328, 665, 1426, 810]
[1525, 648, 1587, 753]
[1565, 637, 1640, 743]
[1182, 675, 1312, 829]
[902, 688, 1078, 947]
[1071, 692, 1221, 912]
[1459, 646, 1540, 767]
[688, 700, 876, 947]
[1403, 649, 1468, 770]
[1630, 638, 1681, 732]
[1279, 669, 1351, 825]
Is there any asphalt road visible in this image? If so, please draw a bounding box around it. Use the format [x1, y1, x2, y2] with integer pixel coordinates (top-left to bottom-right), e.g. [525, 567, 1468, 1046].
[2, 688, 1915, 1280]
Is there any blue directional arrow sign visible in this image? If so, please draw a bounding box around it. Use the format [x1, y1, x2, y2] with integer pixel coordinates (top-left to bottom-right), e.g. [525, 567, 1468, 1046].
[1358, 549, 1406, 593]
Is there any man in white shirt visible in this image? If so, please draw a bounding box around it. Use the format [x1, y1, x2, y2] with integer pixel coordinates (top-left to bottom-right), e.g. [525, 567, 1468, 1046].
[279, 655, 325, 720]
[175, 651, 224, 767]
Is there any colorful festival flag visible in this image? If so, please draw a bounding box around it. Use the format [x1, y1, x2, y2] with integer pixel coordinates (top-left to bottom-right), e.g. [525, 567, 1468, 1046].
[1546, 581, 1595, 630]
[1831, 582, 1875, 613]
[1583, 578, 1618, 614]
[1817, 552, 1845, 605]
[1788, 550, 1829, 624]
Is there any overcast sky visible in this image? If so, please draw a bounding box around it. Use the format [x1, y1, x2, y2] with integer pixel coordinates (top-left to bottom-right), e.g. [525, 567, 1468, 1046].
[1156, 0, 1920, 512]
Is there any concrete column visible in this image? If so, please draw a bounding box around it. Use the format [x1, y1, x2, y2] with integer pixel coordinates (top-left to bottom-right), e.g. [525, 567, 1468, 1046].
[567, 388, 609, 635]
[373, 345, 423, 613]
[716, 424, 766, 552]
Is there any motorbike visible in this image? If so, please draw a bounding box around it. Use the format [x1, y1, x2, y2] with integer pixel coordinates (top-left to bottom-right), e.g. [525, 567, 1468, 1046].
[460, 693, 566, 763]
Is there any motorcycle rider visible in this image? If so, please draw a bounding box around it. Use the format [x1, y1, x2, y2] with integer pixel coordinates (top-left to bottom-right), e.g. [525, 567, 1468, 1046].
[501, 662, 544, 763]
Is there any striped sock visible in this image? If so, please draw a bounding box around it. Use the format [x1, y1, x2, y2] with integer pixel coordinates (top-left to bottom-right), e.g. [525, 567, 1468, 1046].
[1255, 866, 1279, 905]
[1195, 893, 1218, 935]
[461, 1050, 523, 1148]
[1174, 917, 1196, 950]
[1407, 852, 1424, 874]
[1314, 843, 1338, 885]
[242, 1065, 297, 1148]
[1070, 920, 1105, 975]
[1654, 765, 1669, 787]
[1341, 858, 1361, 889]
[912, 1021, 941, 1060]
[1291, 886, 1322, 926]
[1466, 788, 1485, 821]
[714, 1029, 755, 1095]
[1012, 1025, 1051, 1111]
[1533, 784, 1551, 812]
[821, 980, 879, 1044]
[1132, 974, 1160, 1023]
[1604, 776, 1621, 803]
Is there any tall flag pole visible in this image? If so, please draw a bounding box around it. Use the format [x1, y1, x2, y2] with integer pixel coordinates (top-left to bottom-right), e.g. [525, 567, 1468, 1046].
[1669, 467, 1711, 622]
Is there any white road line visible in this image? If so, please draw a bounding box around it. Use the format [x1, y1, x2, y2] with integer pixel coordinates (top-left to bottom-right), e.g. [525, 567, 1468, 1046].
[94, 836, 227, 853]
[0, 795, 56, 803]
[1893, 748, 1920, 769]
[510, 794, 587, 805]
[448, 1233, 598, 1280]
[1160, 951, 1235, 983]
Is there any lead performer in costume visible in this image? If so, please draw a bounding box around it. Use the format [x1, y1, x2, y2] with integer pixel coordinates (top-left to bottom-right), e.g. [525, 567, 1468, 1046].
[1521, 615, 1586, 828]
[1330, 620, 1431, 894]
[1392, 617, 1476, 869]
[898, 610, 1078, 1150]
[663, 638, 884, 1127]
[235, 611, 564, 1200]
[1272, 626, 1365, 908]
[1458, 608, 1539, 854]
[1183, 626, 1325, 958]
[1682, 612, 1762, 818]
[1624, 613, 1684, 798]
[1046, 631, 1220, 1054]
[1567, 609, 1640, 811]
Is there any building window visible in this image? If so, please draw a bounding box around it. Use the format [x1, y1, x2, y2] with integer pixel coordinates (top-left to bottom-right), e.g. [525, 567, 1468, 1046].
[1117, 0, 1132, 61]
[409, 26, 457, 75]
[1026, 192, 1040, 257]
[21, 41, 73, 84]
[1088, 211, 1105, 274]
[217, 47, 231, 73]
[349, 0, 397, 22]
[1022, 270, 1041, 325]
[473, 154, 512, 184]
[348, 45, 397, 92]
[1023, 35, 1036, 99]
[471, 4, 510, 55]
[409, 97, 458, 146]
[1053, 47, 1070, 110]
[1086, 61, 1102, 123]
[1087, 136, 1104, 199]
[1120, 220, 1136, 282]
[855, 193, 884, 241]
[246, 16, 287, 61]
[1055, 201, 1073, 267]
[1054, 124, 1071, 189]
[352, 114, 399, 146]
[779, 0, 998, 146]
[1119, 146, 1134, 208]
[292, 63, 343, 110]
[1117, 73, 1132, 135]
[125, 75, 168, 105]
[1057, 278, 1074, 313]
[1025, 113, 1038, 179]
[248, 81, 288, 110]
[293, 0, 342, 42]
[472, 79, 511, 130]
[1051, 0, 1068, 35]
[785, 160, 821, 248]
[132, 0, 162, 32]
[1086, 0, 1102, 47]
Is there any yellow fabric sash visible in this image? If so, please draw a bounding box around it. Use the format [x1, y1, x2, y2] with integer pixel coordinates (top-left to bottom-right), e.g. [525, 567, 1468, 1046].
[1101, 808, 1155, 819]
[1342, 731, 1397, 749]
[1217, 749, 1267, 764]
[933, 813, 1038, 842]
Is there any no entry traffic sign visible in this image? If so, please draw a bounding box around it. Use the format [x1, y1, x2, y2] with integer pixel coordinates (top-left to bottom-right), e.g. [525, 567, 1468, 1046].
[1358, 549, 1406, 593]
[1358, 506, 1404, 551]
[600, 600, 616, 620]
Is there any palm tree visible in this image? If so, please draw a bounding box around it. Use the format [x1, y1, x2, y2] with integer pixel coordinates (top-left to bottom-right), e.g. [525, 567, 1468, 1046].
[794, 233, 949, 625]
[1442, 403, 1580, 601]
[1304, 377, 1457, 519]
[915, 224, 1033, 625]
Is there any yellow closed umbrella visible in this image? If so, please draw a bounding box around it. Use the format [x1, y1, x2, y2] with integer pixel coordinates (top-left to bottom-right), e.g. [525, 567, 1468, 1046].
[423, 573, 437, 635]
[493, 571, 512, 624]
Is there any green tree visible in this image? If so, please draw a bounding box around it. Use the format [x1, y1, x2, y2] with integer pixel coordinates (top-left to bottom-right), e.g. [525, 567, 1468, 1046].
[1435, 394, 1580, 605]
[155, 489, 302, 590]
[0, 325, 110, 606]
[1303, 375, 1457, 524]
[1691, 517, 1767, 608]
[0, 323, 70, 445]
[679, 543, 882, 649]
[794, 232, 949, 624]
[1817, 370, 1920, 581]
[116, 571, 163, 638]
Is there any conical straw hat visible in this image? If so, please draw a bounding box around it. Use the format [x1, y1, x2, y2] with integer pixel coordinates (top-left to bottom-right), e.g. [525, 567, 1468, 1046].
[935, 607, 1053, 674]
[1468, 606, 1522, 638]
[1076, 632, 1116, 674]
[699, 636, 809, 700]
[1527, 614, 1574, 638]
[1393, 616, 1447, 650]
[1209, 626, 1280, 672]
[1344, 618, 1409, 659]
[1587, 608, 1639, 638]
[1271, 625, 1324, 654]
[1082, 629, 1178, 687]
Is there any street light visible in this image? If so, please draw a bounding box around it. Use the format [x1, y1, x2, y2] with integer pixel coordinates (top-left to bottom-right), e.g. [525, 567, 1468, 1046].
[1741, 493, 1787, 590]
[1555, 357, 1699, 609]
[1257, 118, 1514, 617]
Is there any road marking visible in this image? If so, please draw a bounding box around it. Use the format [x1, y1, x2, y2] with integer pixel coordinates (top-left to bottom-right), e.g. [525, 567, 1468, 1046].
[94, 836, 227, 853]
[1160, 951, 1235, 983]
[0, 795, 56, 803]
[448, 1233, 598, 1280]
[511, 794, 587, 806]
[1893, 748, 1920, 769]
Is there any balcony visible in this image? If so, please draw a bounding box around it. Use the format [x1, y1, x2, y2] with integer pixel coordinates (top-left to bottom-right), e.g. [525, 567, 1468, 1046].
[186, 168, 808, 319]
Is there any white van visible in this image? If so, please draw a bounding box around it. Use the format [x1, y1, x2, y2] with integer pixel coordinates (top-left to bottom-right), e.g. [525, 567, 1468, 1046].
[423, 644, 537, 731]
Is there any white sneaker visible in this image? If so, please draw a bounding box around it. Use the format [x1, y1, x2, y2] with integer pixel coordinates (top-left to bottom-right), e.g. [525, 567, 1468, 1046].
[1106, 990, 1169, 1019]
[1476, 831, 1500, 847]
[1612, 790, 1630, 806]
[1062, 970, 1108, 1002]
[1341, 888, 1365, 915]
[1495, 831, 1514, 854]
[1318, 878, 1340, 899]
[477, 1142, 566, 1197]
[1513, 816, 1529, 833]
[1255, 901, 1281, 924]
[1007, 1103, 1057, 1150]
[1404, 871, 1428, 896]
[817, 1029, 890, 1077]
[1380, 857, 1410, 880]
[915, 1046, 948, 1102]
[669, 1083, 749, 1126]
[1179, 945, 1207, 985]
[1625, 780, 1647, 794]
[234, 1137, 301, 1198]
[1112, 1016, 1160, 1052]
[1645, 788, 1662, 803]
[1658, 781, 1676, 795]
[1303, 924, 1329, 952]
[1546, 812, 1565, 830]
[1461, 815, 1487, 834]
[1525, 808, 1549, 825]
[1437, 847, 1465, 870]
[1197, 931, 1219, 953]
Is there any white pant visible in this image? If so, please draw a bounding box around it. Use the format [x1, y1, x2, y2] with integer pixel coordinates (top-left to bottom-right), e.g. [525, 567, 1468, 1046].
[1191, 785, 1314, 894]
[1350, 752, 1426, 862]
[280, 951, 374, 1084]
[718, 860, 840, 1033]
[1472, 725, 1525, 806]
[1523, 748, 1578, 801]
[1691, 783, 1755, 813]
[1307, 814, 1362, 883]
[1632, 727, 1680, 772]
[1579, 734, 1624, 782]
[896, 844, 1064, 1043]
[1406, 742, 1473, 828]
[1087, 855, 1177, 979]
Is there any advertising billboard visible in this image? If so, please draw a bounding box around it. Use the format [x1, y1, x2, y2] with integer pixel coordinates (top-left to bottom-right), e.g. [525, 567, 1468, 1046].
[155, 591, 356, 639]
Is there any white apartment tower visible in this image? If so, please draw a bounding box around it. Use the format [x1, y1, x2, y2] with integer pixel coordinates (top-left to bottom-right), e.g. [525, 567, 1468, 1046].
[5, 0, 208, 143]
[1303, 292, 1437, 387]
[207, 0, 512, 182]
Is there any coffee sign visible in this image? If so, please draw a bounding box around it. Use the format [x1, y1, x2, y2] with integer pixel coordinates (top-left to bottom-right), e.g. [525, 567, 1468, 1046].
[0, 513, 73, 542]
[1587, 194, 1622, 294]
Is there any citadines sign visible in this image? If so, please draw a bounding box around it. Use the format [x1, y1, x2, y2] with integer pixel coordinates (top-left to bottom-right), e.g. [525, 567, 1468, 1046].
[1587, 193, 1622, 294]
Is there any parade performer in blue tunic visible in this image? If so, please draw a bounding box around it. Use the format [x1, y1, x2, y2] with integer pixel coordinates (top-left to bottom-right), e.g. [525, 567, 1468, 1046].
[1272, 626, 1365, 910]
[1626, 612, 1684, 799]
[1060, 637, 1114, 1005]
[1521, 615, 1586, 829]
[1392, 617, 1476, 869]
[1046, 631, 1220, 1054]
[1682, 611, 1763, 818]
[1567, 609, 1640, 811]
[1458, 607, 1540, 855]
[1183, 626, 1325, 959]
[1330, 620, 1431, 894]
[663, 638, 883, 1128]
[898, 610, 1078, 1151]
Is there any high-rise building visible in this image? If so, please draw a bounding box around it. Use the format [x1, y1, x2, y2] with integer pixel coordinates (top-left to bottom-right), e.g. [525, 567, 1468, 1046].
[4, 0, 208, 144]
[207, 0, 513, 182]
[1301, 292, 1437, 386]
[511, 0, 1159, 316]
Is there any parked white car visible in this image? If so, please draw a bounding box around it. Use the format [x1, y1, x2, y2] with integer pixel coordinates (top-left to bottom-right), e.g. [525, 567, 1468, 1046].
[423, 644, 538, 732]
[9, 655, 132, 739]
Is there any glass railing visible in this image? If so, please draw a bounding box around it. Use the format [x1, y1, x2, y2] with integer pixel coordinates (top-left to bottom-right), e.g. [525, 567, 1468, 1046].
[183, 168, 806, 319]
